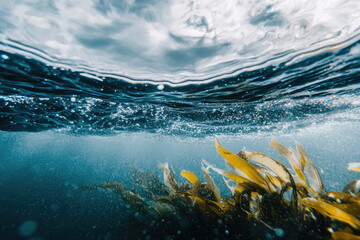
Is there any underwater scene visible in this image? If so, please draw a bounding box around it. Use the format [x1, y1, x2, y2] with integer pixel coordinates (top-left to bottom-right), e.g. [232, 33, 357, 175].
[1, 0, 360, 239]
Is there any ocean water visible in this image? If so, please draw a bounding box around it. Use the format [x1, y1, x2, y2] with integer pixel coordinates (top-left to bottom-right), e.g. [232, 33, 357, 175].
[1, 1, 360, 239]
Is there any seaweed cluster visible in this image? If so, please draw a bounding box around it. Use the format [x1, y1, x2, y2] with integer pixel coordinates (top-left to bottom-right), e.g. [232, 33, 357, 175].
[79, 139, 360, 240]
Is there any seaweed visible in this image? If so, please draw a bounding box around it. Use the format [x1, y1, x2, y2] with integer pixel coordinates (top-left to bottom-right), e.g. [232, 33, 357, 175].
[79, 139, 360, 240]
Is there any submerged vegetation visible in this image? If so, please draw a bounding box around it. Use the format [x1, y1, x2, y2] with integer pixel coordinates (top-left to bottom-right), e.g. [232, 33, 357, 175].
[79, 139, 360, 239]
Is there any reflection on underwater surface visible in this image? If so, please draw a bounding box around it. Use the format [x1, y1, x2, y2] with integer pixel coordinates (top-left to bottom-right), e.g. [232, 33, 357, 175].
[1, 0, 360, 82]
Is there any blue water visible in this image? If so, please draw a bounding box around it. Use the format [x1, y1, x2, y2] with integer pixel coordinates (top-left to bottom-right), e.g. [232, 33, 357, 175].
[1, 1, 360, 239]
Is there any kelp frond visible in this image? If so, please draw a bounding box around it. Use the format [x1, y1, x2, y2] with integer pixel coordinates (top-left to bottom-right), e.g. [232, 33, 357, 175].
[215, 138, 269, 190]
[79, 139, 360, 239]
[301, 197, 360, 230]
[348, 163, 360, 172]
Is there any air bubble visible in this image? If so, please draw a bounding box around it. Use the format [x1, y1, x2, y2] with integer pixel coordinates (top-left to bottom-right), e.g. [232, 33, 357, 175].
[18, 220, 38, 237]
[274, 228, 284, 237]
[1, 54, 9, 60]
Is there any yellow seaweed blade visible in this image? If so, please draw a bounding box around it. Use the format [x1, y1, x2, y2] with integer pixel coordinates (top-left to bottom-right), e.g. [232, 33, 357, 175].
[207, 204, 223, 217]
[333, 203, 360, 216]
[332, 231, 360, 240]
[343, 180, 360, 195]
[222, 171, 254, 185]
[296, 183, 317, 197]
[203, 198, 232, 215]
[215, 138, 268, 190]
[295, 141, 326, 193]
[201, 160, 257, 193]
[265, 175, 283, 191]
[206, 160, 266, 192]
[270, 140, 307, 185]
[188, 196, 222, 217]
[181, 170, 201, 187]
[201, 160, 237, 196]
[201, 166, 222, 203]
[250, 162, 282, 192]
[251, 191, 262, 202]
[170, 164, 177, 182]
[327, 191, 360, 205]
[234, 186, 246, 193]
[301, 198, 360, 230]
[299, 155, 306, 171]
[221, 175, 235, 195]
[348, 163, 360, 172]
[242, 150, 292, 183]
[188, 196, 210, 213]
[158, 163, 178, 191]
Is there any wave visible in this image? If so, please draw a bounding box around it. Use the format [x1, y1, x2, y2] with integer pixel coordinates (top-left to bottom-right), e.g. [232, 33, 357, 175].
[1, 38, 360, 135]
[1, 39, 360, 135]
[1, 38, 360, 100]
[1, 1, 360, 135]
